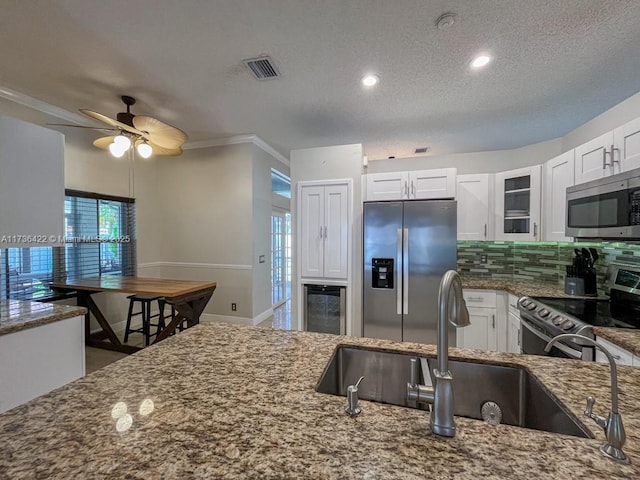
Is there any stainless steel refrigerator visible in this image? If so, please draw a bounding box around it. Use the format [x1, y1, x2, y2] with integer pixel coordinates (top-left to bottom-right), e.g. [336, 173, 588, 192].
[363, 200, 457, 344]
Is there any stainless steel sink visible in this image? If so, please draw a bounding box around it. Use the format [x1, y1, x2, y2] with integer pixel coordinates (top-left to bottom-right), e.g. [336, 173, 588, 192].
[316, 346, 592, 438]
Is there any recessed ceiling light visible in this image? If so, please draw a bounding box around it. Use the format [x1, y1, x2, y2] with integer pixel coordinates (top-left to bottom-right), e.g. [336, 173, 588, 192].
[362, 74, 379, 87]
[435, 12, 457, 30]
[471, 54, 492, 69]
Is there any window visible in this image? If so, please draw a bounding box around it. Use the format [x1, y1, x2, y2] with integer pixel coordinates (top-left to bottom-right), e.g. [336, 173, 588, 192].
[0, 190, 136, 301]
[271, 169, 291, 198]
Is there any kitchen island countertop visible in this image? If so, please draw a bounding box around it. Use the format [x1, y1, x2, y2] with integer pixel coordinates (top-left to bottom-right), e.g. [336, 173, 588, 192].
[1, 322, 639, 479]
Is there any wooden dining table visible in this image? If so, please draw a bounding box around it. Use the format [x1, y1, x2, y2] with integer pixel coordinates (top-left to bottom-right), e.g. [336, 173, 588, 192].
[50, 276, 217, 354]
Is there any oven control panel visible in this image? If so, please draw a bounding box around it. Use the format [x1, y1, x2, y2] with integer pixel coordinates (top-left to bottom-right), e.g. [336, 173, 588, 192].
[518, 297, 584, 334]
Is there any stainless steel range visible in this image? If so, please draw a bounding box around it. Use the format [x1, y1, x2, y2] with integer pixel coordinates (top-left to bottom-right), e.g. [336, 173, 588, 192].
[518, 263, 640, 361]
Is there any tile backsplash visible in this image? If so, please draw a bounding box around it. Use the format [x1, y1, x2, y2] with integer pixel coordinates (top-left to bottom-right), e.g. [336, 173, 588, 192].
[457, 241, 640, 294]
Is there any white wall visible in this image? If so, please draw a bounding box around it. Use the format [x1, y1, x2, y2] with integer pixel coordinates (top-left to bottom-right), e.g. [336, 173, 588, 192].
[251, 145, 290, 320]
[290, 143, 364, 335]
[562, 90, 640, 152]
[366, 138, 562, 174]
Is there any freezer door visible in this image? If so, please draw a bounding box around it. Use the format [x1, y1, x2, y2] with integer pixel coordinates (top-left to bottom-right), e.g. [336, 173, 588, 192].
[363, 202, 403, 342]
[402, 200, 457, 345]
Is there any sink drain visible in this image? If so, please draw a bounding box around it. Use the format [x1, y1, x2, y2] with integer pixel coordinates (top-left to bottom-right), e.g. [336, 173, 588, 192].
[481, 401, 502, 425]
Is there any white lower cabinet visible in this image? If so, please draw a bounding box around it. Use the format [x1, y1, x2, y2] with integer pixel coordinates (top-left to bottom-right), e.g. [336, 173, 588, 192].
[458, 290, 497, 351]
[507, 312, 521, 354]
[594, 337, 636, 366]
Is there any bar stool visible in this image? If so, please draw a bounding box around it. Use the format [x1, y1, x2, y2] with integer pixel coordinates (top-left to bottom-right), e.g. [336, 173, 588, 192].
[124, 295, 165, 346]
[158, 299, 187, 334]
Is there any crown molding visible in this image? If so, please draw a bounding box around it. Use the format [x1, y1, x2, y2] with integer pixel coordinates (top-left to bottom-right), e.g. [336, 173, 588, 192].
[0, 85, 88, 125]
[0, 84, 290, 167]
[184, 134, 290, 167]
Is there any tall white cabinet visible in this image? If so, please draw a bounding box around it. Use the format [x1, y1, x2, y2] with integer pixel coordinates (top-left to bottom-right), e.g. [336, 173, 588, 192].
[543, 150, 575, 241]
[299, 181, 349, 279]
[456, 174, 492, 240]
[494, 166, 541, 241]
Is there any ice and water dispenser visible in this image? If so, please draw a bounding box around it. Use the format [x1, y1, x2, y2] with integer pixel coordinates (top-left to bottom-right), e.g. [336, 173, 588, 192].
[372, 258, 394, 289]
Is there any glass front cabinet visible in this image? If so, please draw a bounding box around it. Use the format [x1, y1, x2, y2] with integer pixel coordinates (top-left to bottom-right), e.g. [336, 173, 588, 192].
[494, 166, 541, 241]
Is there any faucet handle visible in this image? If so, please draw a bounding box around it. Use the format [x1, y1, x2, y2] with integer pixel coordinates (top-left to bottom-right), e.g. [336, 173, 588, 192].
[585, 396, 608, 430]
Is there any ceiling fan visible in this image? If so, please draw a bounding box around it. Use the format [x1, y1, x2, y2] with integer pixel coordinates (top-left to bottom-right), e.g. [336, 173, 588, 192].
[50, 95, 188, 158]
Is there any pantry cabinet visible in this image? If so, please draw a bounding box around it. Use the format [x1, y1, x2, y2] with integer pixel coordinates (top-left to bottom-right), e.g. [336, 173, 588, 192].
[494, 166, 541, 241]
[542, 150, 575, 241]
[456, 174, 493, 240]
[365, 168, 456, 201]
[299, 182, 349, 279]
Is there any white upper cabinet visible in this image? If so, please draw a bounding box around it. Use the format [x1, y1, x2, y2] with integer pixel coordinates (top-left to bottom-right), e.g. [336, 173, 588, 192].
[494, 165, 541, 241]
[0, 116, 64, 246]
[574, 131, 615, 184]
[299, 182, 349, 279]
[365, 169, 456, 201]
[456, 174, 492, 240]
[614, 116, 640, 173]
[542, 150, 575, 241]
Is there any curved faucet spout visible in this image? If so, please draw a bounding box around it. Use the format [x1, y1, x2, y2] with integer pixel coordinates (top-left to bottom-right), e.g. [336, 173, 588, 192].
[437, 270, 470, 374]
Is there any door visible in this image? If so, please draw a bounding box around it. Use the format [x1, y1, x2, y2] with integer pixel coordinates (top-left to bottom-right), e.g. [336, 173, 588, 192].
[323, 184, 348, 279]
[365, 172, 408, 201]
[363, 202, 403, 342]
[616, 117, 640, 173]
[574, 131, 615, 184]
[402, 200, 457, 345]
[507, 312, 521, 354]
[457, 174, 491, 240]
[409, 168, 456, 199]
[543, 150, 575, 241]
[299, 185, 324, 277]
[271, 210, 291, 307]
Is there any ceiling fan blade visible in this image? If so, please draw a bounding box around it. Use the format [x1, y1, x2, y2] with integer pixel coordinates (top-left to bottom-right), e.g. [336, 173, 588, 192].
[93, 136, 116, 150]
[46, 123, 117, 133]
[132, 115, 188, 149]
[134, 138, 183, 156]
[79, 109, 145, 136]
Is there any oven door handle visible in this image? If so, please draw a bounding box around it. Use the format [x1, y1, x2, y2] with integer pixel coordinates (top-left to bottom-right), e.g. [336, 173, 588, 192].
[520, 319, 582, 359]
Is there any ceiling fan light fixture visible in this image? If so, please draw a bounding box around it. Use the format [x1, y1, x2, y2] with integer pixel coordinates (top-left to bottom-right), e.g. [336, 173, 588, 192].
[137, 141, 153, 159]
[108, 142, 127, 158]
[113, 134, 132, 150]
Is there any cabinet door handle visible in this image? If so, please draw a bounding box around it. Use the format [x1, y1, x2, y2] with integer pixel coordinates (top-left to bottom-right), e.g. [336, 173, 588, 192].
[484, 224, 487, 238]
[466, 296, 484, 302]
[612, 353, 622, 360]
[533, 222, 537, 238]
[612, 145, 620, 166]
[491, 314, 495, 329]
[320, 226, 323, 238]
[603, 148, 611, 168]
[411, 181, 415, 198]
[404, 181, 409, 198]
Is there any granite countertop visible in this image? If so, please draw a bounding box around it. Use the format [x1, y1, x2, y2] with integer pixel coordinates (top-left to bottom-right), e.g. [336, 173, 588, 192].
[0, 300, 87, 336]
[594, 328, 640, 358]
[461, 277, 571, 298]
[1, 322, 639, 479]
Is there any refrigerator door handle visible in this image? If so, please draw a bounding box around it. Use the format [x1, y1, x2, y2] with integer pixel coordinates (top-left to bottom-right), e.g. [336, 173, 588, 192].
[396, 228, 403, 315]
[403, 227, 409, 314]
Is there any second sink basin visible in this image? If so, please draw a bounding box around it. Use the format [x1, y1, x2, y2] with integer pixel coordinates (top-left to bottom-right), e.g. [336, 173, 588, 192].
[316, 346, 592, 438]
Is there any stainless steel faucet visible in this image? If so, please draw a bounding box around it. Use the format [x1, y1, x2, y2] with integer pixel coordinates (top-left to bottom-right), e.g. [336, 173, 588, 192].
[345, 376, 364, 417]
[407, 270, 470, 437]
[545, 334, 630, 464]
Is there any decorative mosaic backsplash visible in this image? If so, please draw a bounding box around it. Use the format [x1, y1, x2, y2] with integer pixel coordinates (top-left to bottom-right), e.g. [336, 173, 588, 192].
[457, 241, 640, 295]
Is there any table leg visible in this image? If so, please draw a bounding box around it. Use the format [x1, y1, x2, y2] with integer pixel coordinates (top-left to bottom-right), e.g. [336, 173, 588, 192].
[152, 289, 214, 344]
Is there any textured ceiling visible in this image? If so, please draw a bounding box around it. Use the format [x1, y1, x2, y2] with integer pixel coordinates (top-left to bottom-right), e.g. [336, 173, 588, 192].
[1, 0, 640, 160]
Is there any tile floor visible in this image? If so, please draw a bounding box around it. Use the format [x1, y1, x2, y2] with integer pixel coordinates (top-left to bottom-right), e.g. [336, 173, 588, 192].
[85, 300, 294, 374]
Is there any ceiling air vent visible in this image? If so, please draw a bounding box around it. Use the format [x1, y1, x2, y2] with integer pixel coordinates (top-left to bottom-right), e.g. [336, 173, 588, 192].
[243, 56, 280, 80]
[415, 147, 429, 154]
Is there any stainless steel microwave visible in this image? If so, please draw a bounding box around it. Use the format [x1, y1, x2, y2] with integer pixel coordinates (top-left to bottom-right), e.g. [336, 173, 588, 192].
[566, 168, 640, 239]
